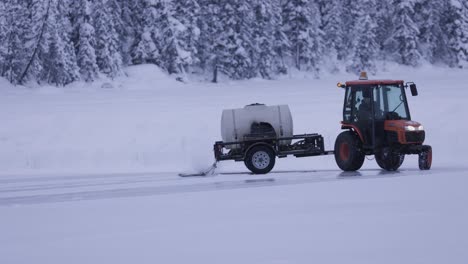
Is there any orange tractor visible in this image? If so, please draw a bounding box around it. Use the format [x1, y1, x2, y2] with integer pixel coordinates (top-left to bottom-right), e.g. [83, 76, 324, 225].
[335, 72, 432, 171]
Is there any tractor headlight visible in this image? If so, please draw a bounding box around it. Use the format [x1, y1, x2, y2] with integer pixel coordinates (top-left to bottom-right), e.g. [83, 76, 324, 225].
[405, 125, 424, 131]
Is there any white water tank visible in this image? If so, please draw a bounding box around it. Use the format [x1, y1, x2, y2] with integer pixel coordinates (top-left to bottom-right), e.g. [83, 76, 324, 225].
[221, 104, 293, 149]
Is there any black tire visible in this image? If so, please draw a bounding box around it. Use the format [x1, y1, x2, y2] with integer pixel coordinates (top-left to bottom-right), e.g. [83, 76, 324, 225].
[375, 148, 405, 171]
[334, 131, 365, 171]
[419, 146, 432, 170]
[244, 145, 276, 174]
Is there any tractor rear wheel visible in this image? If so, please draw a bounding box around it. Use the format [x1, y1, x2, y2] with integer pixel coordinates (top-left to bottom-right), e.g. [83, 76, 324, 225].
[375, 148, 404, 171]
[334, 131, 365, 171]
[418, 146, 432, 170]
[244, 145, 276, 174]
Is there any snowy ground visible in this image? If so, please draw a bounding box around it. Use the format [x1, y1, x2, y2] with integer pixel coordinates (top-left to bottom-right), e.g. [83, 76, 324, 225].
[1, 64, 468, 263]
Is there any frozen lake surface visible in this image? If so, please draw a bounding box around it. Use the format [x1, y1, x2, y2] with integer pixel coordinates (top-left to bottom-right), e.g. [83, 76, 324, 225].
[1, 64, 468, 263]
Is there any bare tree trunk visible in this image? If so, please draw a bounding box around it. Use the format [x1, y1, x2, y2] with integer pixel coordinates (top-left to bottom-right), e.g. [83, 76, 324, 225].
[212, 58, 218, 83]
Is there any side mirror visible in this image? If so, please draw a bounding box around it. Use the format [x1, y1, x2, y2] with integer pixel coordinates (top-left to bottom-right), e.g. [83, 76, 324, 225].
[410, 83, 418, 96]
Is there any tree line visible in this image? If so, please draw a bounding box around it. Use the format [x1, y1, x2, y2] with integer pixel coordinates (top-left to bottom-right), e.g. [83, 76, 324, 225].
[0, 0, 467, 86]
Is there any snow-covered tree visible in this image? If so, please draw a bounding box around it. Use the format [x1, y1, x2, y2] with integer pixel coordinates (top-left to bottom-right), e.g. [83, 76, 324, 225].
[415, 0, 450, 64]
[271, 1, 290, 75]
[282, 0, 324, 75]
[172, 0, 201, 75]
[457, 0, 468, 68]
[1, 1, 30, 84]
[391, 0, 421, 66]
[18, 0, 54, 83]
[252, 0, 281, 78]
[70, 0, 99, 82]
[347, 0, 379, 74]
[198, 0, 256, 82]
[319, 0, 344, 66]
[117, 0, 143, 65]
[445, 0, 468, 68]
[93, 0, 123, 78]
[339, 0, 361, 62]
[195, 0, 224, 80]
[306, 1, 325, 75]
[77, 21, 99, 82]
[375, 1, 395, 63]
[131, 0, 160, 65]
[222, 0, 256, 80]
[44, 0, 80, 85]
[154, 0, 183, 75]
[0, 2, 8, 73]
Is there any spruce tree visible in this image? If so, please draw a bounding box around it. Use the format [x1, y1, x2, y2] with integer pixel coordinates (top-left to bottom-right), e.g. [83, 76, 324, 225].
[376, 1, 395, 63]
[306, 1, 324, 76]
[416, 0, 450, 64]
[118, 0, 142, 65]
[458, 0, 468, 68]
[339, 0, 360, 62]
[77, 21, 99, 82]
[282, 0, 323, 75]
[93, 0, 123, 78]
[252, 0, 280, 78]
[154, 0, 181, 74]
[1, 1, 29, 84]
[200, 0, 256, 81]
[19, 0, 53, 83]
[271, 0, 289, 75]
[319, 0, 344, 65]
[0, 2, 7, 74]
[224, 0, 256, 79]
[45, 0, 79, 85]
[392, 0, 421, 66]
[196, 0, 222, 80]
[446, 0, 468, 68]
[347, 0, 378, 74]
[69, 0, 99, 82]
[172, 0, 201, 75]
[131, 0, 160, 65]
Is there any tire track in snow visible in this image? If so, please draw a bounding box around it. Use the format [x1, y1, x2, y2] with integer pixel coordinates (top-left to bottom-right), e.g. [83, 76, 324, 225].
[0, 169, 421, 206]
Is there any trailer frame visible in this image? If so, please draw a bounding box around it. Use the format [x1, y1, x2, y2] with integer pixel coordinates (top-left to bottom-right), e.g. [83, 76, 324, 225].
[214, 133, 334, 164]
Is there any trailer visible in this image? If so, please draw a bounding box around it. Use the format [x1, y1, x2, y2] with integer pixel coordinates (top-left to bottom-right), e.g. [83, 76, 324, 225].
[214, 133, 333, 174]
[199, 72, 432, 176]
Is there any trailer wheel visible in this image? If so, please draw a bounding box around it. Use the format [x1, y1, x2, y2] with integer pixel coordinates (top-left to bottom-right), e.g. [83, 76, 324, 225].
[375, 148, 404, 171]
[418, 146, 432, 170]
[334, 131, 365, 171]
[244, 145, 275, 174]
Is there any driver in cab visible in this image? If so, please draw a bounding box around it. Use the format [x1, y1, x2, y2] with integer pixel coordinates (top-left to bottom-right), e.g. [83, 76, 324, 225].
[358, 91, 373, 121]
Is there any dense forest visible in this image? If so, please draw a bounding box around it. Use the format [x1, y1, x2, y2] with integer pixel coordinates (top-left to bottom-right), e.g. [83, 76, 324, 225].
[0, 0, 467, 85]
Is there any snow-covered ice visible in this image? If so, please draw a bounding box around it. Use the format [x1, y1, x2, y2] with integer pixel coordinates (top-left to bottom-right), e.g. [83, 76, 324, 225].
[1, 64, 468, 263]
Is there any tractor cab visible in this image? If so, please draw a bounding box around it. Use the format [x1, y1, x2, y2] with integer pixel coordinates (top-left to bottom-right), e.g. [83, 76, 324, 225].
[334, 72, 432, 172]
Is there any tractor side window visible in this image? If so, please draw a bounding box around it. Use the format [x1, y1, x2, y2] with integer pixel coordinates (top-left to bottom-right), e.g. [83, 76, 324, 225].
[343, 88, 352, 122]
[374, 86, 385, 119]
[351, 88, 365, 122]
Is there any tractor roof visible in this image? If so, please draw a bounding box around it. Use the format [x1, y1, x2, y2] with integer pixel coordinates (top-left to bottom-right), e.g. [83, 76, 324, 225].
[345, 80, 404, 86]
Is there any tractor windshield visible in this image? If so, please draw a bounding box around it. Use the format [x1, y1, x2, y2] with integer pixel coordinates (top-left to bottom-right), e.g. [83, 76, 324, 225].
[374, 85, 410, 120]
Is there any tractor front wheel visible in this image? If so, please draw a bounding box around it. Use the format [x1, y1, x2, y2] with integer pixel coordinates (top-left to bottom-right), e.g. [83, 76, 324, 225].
[375, 148, 405, 171]
[334, 131, 365, 171]
[419, 146, 432, 170]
